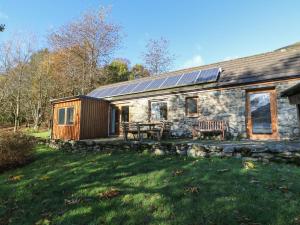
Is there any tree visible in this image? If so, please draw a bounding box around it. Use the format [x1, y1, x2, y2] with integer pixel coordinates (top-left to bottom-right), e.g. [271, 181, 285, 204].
[49, 7, 122, 94]
[103, 59, 130, 84]
[129, 64, 150, 80]
[142, 37, 175, 75]
[0, 35, 34, 132]
[26, 49, 54, 130]
[0, 24, 5, 32]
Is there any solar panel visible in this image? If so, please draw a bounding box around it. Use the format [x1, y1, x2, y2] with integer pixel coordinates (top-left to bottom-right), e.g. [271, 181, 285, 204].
[196, 68, 220, 83]
[89, 87, 108, 98]
[88, 67, 221, 98]
[109, 84, 129, 96]
[87, 89, 98, 97]
[160, 74, 183, 88]
[100, 87, 117, 97]
[176, 71, 201, 86]
[118, 82, 139, 95]
[131, 80, 152, 93]
[145, 78, 167, 90]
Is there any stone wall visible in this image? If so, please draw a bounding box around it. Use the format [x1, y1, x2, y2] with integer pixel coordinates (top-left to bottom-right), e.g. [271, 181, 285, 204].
[276, 82, 299, 138]
[49, 139, 300, 165]
[114, 80, 300, 140]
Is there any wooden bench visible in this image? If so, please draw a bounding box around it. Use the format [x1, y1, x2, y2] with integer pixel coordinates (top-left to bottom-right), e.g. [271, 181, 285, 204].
[192, 120, 227, 140]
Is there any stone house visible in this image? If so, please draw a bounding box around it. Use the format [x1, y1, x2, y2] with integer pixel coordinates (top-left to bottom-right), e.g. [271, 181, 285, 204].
[51, 43, 300, 140]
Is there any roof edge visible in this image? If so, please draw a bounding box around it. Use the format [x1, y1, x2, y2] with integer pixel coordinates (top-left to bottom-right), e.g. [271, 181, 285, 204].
[281, 82, 300, 97]
[50, 95, 107, 104]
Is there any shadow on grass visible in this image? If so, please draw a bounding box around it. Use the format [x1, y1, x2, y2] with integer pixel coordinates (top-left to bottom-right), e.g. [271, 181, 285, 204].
[1, 145, 300, 225]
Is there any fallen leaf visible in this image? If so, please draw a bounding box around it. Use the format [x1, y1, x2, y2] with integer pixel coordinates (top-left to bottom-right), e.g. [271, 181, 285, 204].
[185, 186, 199, 194]
[64, 198, 81, 205]
[217, 169, 230, 173]
[39, 175, 50, 181]
[35, 218, 50, 225]
[243, 161, 255, 170]
[172, 169, 184, 176]
[100, 188, 120, 200]
[250, 179, 260, 184]
[8, 175, 23, 181]
[279, 186, 289, 193]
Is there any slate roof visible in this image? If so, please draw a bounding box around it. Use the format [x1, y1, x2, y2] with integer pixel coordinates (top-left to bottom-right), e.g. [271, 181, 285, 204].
[281, 82, 300, 97]
[89, 43, 300, 98]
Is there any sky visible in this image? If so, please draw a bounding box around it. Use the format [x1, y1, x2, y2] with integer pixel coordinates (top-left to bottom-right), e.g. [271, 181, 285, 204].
[0, 0, 300, 70]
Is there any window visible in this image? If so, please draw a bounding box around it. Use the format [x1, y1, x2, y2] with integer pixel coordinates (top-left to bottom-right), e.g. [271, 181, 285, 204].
[58, 107, 74, 125]
[246, 89, 278, 140]
[121, 106, 129, 122]
[249, 93, 272, 134]
[186, 97, 198, 116]
[58, 108, 65, 125]
[66, 107, 74, 124]
[151, 102, 168, 121]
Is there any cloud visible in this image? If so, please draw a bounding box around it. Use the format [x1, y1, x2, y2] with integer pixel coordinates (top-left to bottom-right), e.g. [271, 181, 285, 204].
[223, 55, 239, 61]
[181, 55, 204, 69]
[0, 11, 8, 19]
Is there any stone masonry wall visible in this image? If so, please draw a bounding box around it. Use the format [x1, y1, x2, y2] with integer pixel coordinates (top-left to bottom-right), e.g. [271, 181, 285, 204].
[114, 80, 300, 140]
[276, 82, 299, 139]
[49, 139, 300, 165]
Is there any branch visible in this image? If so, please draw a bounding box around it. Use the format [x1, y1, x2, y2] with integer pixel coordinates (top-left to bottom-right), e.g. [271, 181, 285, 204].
[0, 24, 5, 32]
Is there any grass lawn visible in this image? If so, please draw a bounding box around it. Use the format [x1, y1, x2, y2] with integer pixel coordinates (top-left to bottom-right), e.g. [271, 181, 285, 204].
[1, 145, 300, 225]
[25, 130, 50, 139]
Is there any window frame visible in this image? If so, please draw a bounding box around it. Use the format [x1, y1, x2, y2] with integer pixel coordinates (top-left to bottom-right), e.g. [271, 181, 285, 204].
[185, 96, 198, 117]
[57, 106, 75, 126]
[150, 101, 168, 121]
[58, 108, 66, 125]
[246, 88, 278, 140]
[66, 107, 75, 125]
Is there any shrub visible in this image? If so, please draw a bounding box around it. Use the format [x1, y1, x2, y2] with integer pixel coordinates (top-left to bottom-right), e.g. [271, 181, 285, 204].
[0, 132, 36, 171]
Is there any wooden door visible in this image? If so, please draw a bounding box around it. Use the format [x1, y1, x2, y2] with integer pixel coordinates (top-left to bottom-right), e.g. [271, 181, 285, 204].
[246, 89, 278, 140]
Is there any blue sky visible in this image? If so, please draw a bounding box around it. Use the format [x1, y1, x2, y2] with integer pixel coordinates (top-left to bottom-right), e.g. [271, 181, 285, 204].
[0, 0, 299, 70]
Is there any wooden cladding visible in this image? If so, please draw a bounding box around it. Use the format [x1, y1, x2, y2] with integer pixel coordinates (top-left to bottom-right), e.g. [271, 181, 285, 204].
[51, 97, 109, 140]
[246, 88, 279, 140]
[52, 99, 81, 140]
[80, 98, 109, 139]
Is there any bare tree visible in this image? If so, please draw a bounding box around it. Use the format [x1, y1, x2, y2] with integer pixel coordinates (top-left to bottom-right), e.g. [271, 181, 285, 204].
[0, 35, 34, 131]
[49, 6, 122, 94]
[25, 50, 54, 130]
[142, 37, 175, 75]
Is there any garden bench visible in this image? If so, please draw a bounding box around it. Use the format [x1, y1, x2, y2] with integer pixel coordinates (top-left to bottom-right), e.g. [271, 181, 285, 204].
[192, 120, 227, 140]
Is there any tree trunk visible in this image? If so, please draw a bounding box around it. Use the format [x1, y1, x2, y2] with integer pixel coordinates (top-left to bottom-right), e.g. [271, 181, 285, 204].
[33, 103, 41, 131]
[14, 89, 20, 132]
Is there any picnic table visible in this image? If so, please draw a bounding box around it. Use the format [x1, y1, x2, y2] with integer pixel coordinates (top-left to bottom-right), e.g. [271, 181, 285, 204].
[121, 121, 172, 141]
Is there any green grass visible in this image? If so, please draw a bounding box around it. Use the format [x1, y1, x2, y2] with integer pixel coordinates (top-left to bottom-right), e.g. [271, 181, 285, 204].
[30, 131, 50, 139]
[1, 145, 300, 225]
[25, 130, 50, 139]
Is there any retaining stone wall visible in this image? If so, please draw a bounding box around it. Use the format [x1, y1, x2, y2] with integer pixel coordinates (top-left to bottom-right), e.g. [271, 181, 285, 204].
[49, 139, 300, 165]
